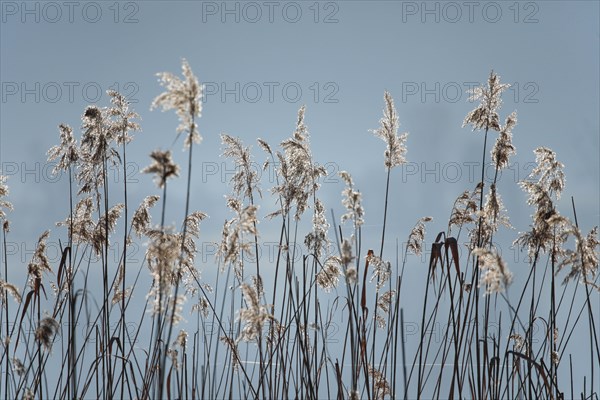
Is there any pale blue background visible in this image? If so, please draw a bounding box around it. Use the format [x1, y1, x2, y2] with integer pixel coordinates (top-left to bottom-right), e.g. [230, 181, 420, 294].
[1, 0, 599, 395]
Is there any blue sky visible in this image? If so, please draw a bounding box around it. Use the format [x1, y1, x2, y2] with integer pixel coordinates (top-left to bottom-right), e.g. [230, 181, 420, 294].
[2, 0, 598, 266]
[1, 0, 599, 393]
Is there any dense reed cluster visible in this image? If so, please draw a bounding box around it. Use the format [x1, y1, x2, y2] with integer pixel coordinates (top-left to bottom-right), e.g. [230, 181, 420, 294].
[0, 63, 598, 399]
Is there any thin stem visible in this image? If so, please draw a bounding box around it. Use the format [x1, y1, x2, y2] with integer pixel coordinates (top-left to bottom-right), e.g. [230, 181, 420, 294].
[161, 113, 196, 398]
[120, 126, 128, 400]
[379, 167, 391, 258]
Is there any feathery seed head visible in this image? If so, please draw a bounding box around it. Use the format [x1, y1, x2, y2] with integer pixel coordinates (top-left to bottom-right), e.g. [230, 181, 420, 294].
[0, 279, 21, 304]
[339, 171, 364, 228]
[463, 71, 510, 132]
[316, 256, 342, 292]
[491, 111, 517, 170]
[371, 91, 408, 169]
[473, 247, 513, 295]
[142, 149, 180, 189]
[0, 175, 13, 221]
[132, 195, 160, 237]
[407, 217, 433, 256]
[47, 124, 79, 174]
[238, 283, 272, 342]
[221, 134, 260, 201]
[151, 59, 203, 148]
[35, 317, 60, 350]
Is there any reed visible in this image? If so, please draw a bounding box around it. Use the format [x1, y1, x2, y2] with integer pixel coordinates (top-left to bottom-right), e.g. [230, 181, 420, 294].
[0, 65, 597, 400]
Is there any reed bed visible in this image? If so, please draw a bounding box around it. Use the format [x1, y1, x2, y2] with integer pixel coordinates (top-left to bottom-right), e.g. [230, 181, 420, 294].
[0, 61, 598, 399]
